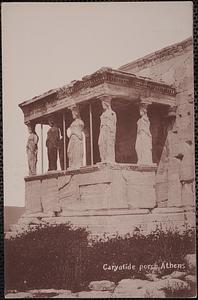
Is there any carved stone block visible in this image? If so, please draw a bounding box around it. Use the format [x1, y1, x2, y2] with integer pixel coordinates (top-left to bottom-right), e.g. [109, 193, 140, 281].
[122, 170, 156, 209]
[156, 182, 168, 204]
[25, 180, 42, 214]
[110, 170, 128, 209]
[79, 183, 111, 210]
[167, 158, 182, 207]
[58, 175, 79, 210]
[41, 177, 59, 213]
[182, 182, 195, 207]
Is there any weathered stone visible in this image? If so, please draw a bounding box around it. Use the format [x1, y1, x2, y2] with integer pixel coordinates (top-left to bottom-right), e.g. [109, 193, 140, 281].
[184, 254, 196, 274]
[114, 278, 151, 294]
[140, 286, 166, 298]
[18, 217, 42, 225]
[41, 177, 59, 213]
[145, 273, 160, 281]
[25, 180, 42, 214]
[167, 158, 182, 207]
[113, 285, 166, 298]
[18, 37, 194, 237]
[149, 278, 190, 292]
[151, 207, 184, 214]
[162, 271, 187, 280]
[77, 290, 112, 298]
[120, 38, 194, 211]
[23, 212, 55, 218]
[5, 292, 33, 298]
[182, 182, 195, 207]
[124, 169, 156, 209]
[184, 275, 196, 285]
[88, 280, 116, 291]
[28, 289, 71, 295]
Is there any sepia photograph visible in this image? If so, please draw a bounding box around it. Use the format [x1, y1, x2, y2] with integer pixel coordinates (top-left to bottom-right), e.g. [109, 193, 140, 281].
[2, 2, 196, 298]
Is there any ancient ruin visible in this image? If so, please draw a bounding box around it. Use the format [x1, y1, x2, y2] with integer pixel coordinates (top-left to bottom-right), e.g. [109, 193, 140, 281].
[13, 37, 195, 236]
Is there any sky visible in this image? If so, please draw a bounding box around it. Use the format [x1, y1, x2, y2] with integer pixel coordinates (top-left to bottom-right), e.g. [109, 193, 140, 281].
[2, 2, 193, 207]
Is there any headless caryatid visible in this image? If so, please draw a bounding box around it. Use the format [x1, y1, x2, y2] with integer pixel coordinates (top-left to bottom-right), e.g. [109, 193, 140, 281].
[67, 107, 85, 169]
[98, 97, 117, 163]
[177, 139, 195, 207]
[135, 104, 153, 164]
[46, 120, 60, 171]
[26, 123, 39, 176]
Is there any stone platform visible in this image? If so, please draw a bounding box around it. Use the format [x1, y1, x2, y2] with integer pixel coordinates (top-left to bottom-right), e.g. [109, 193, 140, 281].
[6, 205, 196, 240]
[5, 163, 196, 238]
[24, 163, 157, 214]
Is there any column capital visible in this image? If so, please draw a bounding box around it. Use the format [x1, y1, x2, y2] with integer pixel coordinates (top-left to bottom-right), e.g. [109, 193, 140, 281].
[67, 98, 77, 111]
[167, 105, 177, 118]
[68, 104, 79, 112]
[99, 95, 113, 110]
[25, 121, 36, 131]
[98, 95, 112, 105]
[25, 120, 31, 126]
[139, 96, 153, 106]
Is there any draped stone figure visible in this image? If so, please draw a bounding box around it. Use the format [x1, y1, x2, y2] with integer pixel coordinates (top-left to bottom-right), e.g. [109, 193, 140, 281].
[98, 99, 117, 163]
[46, 120, 60, 171]
[135, 105, 153, 164]
[26, 123, 39, 176]
[67, 107, 85, 169]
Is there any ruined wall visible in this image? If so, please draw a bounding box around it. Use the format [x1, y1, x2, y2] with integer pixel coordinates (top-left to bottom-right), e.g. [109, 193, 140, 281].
[120, 37, 194, 209]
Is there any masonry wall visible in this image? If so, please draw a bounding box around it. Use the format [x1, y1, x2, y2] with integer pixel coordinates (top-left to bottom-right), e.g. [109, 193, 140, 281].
[120, 38, 194, 209]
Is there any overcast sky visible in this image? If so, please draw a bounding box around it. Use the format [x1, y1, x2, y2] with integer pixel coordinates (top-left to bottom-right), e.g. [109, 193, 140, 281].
[2, 2, 193, 207]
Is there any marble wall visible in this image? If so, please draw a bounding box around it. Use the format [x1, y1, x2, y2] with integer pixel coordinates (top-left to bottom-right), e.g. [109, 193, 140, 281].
[120, 40, 194, 210]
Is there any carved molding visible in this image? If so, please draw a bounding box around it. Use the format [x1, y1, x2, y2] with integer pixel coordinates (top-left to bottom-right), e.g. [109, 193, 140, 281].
[56, 69, 176, 100]
[119, 37, 192, 72]
[19, 68, 176, 123]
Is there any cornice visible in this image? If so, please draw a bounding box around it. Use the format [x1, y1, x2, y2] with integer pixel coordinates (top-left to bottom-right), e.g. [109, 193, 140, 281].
[119, 37, 193, 72]
[19, 67, 176, 111]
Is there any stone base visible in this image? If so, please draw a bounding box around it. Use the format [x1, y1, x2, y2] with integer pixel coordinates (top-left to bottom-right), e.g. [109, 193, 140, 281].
[24, 164, 157, 215]
[5, 207, 195, 239]
[6, 165, 195, 239]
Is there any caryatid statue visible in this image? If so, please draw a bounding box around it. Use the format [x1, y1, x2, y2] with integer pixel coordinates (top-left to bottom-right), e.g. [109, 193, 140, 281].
[98, 96, 117, 163]
[26, 123, 39, 176]
[67, 106, 85, 169]
[46, 119, 61, 171]
[135, 103, 153, 164]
